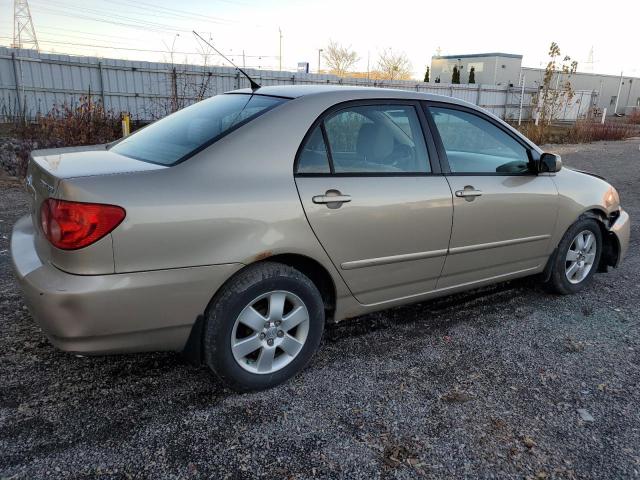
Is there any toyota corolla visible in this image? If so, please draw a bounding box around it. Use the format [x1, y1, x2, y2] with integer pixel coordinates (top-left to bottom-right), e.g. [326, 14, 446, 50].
[11, 85, 630, 391]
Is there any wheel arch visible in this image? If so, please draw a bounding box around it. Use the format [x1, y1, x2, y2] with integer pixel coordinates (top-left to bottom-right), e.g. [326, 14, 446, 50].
[182, 253, 337, 365]
[582, 208, 620, 271]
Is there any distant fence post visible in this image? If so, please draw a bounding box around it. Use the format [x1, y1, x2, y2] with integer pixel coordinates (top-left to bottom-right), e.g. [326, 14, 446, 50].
[518, 77, 525, 125]
[98, 61, 106, 107]
[171, 67, 178, 111]
[10, 52, 24, 121]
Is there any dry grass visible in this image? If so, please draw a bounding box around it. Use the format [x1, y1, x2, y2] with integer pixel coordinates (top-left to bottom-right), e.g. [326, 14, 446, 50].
[626, 110, 640, 125]
[566, 120, 636, 143]
[513, 119, 638, 145]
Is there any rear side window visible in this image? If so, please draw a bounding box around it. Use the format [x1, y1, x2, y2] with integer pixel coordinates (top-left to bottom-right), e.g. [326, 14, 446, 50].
[111, 94, 286, 165]
[324, 105, 430, 173]
[296, 104, 431, 175]
[297, 127, 331, 173]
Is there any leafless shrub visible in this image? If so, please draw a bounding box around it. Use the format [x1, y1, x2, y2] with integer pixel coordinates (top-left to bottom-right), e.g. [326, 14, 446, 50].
[5, 95, 121, 177]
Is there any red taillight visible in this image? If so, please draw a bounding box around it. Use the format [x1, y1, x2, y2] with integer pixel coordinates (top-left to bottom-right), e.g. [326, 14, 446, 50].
[40, 199, 125, 250]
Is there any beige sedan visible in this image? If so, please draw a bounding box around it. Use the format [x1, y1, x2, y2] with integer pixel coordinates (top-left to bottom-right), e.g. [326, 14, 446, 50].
[12, 85, 630, 391]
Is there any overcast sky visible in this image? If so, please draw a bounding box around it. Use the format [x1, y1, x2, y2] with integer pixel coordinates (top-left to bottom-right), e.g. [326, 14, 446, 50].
[1, 0, 637, 78]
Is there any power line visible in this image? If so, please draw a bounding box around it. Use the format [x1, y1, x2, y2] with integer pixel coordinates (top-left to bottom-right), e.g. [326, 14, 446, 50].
[31, 4, 187, 34]
[29, 38, 278, 59]
[105, 0, 241, 26]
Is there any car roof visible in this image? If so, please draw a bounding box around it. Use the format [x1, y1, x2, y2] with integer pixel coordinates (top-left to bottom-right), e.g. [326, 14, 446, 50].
[230, 84, 474, 108]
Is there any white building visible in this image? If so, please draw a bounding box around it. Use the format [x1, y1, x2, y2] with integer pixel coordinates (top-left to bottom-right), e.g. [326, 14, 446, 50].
[430, 53, 523, 86]
[431, 52, 640, 116]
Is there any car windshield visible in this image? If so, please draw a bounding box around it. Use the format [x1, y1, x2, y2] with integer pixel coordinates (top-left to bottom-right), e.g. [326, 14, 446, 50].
[111, 94, 287, 165]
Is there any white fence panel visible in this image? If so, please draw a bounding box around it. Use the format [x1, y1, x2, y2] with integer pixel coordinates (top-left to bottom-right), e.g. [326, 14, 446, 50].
[0, 47, 592, 123]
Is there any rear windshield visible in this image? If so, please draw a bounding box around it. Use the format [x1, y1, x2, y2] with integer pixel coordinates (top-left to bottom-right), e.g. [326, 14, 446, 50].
[111, 94, 287, 165]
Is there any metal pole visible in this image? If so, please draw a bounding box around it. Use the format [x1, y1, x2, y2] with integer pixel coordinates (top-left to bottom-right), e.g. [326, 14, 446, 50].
[242, 50, 246, 69]
[317, 49, 322, 73]
[601, 107, 607, 124]
[614, 71, 623, 114]
[518, 75, 525, 125]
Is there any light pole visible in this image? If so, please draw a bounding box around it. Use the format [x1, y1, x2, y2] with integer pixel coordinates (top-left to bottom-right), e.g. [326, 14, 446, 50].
[162, 33, 180, 65]
[278, 27, 283, 71]
[317, 48, 323, 73]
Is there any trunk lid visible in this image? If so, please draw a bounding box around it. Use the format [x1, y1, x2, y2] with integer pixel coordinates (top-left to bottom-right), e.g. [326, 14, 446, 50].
[25, 145, 167, 273]
[26, 145, 166, 224]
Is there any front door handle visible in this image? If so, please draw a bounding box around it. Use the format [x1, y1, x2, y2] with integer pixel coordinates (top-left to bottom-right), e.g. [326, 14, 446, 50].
[312, 190, 351, 209]
[455, 187, 483, 201]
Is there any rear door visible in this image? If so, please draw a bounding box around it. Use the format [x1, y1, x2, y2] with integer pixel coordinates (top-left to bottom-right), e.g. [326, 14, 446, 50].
[424, 103, 559, 289]
[294, 100, 453, 305]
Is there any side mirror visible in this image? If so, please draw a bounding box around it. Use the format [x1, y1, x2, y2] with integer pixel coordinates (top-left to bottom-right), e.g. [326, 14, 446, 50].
[539, 153, 562, 173]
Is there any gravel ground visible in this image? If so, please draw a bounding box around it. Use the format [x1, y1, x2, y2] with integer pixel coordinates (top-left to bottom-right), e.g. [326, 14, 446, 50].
[1, 139, 639, 479]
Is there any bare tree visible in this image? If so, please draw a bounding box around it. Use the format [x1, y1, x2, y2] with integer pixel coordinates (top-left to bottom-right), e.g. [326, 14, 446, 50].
[375, 49, 413, 81]
[322, 40, 359, 77]
[529, 42, 578, 142]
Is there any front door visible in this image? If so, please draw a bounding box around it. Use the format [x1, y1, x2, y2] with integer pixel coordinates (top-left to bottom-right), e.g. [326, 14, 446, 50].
[426, 104, 559, 288]
[295, 101, 453, 305]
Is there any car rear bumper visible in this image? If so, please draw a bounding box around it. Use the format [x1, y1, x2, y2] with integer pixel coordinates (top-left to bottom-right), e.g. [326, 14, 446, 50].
[11, 215, 242, 354]
[610, 208, 630, 267]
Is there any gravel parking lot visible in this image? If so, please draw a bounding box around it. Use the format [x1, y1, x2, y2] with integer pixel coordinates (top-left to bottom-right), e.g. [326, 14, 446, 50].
[1, 139, 639, 479]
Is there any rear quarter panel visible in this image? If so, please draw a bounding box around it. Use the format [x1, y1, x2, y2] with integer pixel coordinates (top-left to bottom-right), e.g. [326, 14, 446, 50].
[60, 94, 361, 312]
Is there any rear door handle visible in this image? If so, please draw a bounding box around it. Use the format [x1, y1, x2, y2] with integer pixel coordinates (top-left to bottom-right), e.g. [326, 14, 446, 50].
[312, 190, 351, 208]
[312, 194, 352, 204]
[455, 188, 483, 198]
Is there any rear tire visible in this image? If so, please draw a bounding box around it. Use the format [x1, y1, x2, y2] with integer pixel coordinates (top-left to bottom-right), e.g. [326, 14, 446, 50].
[546, 217, 602, 295]
[203, 261, 325, 392]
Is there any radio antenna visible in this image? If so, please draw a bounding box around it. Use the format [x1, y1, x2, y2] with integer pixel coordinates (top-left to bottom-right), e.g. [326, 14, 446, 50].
[193, 31, 261, 91]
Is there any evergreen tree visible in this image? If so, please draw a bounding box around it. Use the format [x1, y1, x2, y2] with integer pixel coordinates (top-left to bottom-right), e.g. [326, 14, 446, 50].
[468, 66, 476, 84]
[451, 66, 460, 84]
[423, 66, 430, 82]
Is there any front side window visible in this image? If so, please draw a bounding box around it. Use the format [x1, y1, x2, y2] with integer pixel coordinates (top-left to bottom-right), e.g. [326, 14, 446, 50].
[111, 94, 286, 165]
[321, 105, 430, 173]
[430, 107, 530, 174]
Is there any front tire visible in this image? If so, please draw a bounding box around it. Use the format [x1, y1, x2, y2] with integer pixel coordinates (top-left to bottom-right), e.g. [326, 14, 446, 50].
[204, 262, 325, 392]
[546, 217, 602, 295]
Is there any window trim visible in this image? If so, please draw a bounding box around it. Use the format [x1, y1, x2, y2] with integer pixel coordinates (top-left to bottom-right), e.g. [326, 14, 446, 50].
[294, 99, 441, 177]
[423, 101, 538, 176]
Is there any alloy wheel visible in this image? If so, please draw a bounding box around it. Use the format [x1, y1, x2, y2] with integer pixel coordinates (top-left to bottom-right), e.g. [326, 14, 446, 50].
[231, 290, 310, 374]
[565, 230, 597, 284]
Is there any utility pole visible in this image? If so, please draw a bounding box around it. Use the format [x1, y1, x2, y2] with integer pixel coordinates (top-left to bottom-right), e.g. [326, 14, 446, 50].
[317, 48, 323, 73]
[12, 0, 39, 51]
[278, 27, 282, 71]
